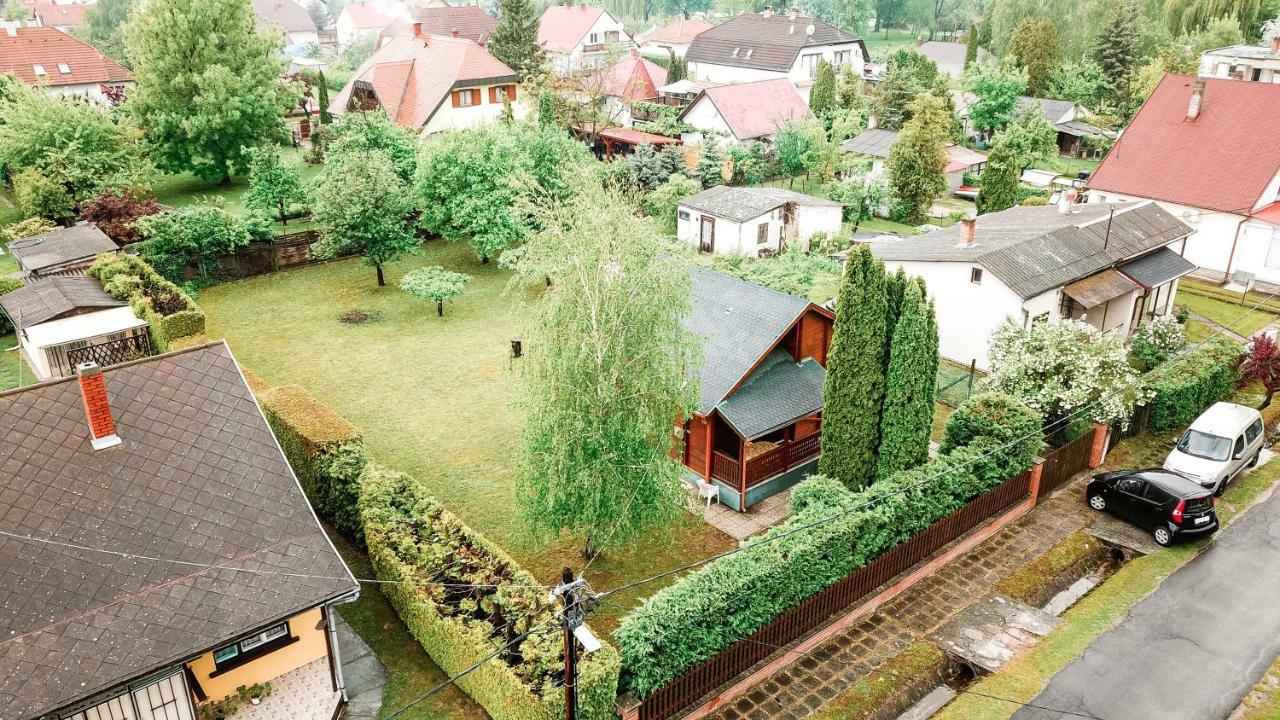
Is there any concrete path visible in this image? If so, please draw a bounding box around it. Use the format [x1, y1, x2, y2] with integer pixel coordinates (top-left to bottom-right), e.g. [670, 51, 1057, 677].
[336, 614, 387, 719]
[1012, 483, 1280, 720]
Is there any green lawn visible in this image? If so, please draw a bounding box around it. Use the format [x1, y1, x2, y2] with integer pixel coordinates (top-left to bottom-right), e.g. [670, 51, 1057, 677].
[0, 187, 19, 227]
[1176, 280, 1278, 339]
[152, 146, 322, 233]
[1042, 156, 1102, 178]
[0, 333, 33, 391]
[200, 241, 737, 636]
[861, 28, 922, 60]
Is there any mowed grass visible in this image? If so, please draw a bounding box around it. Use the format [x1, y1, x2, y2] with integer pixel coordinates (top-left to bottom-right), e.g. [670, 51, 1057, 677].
[1176, 280, 1278, 339]
[152, 146, 323, 233]
[200, 240, 736, 635]
[0, 333, 34, 392]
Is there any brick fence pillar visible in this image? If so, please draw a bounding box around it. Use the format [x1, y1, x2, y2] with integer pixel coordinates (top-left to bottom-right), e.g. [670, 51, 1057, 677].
[1088, 421, 1110, 469]
[617, 694, 641, 720]
[1028, 457, 1045, 505]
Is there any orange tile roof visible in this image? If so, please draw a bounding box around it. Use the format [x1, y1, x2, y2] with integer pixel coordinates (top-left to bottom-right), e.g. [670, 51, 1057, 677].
[331, 33, 517, 128]
[30, 2, 89, 28]
[537, 3, 607, 51]
[590, 52, 666, 101]
[0, 25, 130, 87]
[682, 78, 811, 140]
[643, 17, 714, 44]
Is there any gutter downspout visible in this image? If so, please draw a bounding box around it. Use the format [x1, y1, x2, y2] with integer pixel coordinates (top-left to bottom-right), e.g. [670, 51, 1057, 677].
[326, 590, 362, 703]
[1224, 215, 1250, 282]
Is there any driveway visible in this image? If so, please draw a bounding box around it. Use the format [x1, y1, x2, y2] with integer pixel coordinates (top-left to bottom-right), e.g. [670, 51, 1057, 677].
[1012, 482, 1280, 720]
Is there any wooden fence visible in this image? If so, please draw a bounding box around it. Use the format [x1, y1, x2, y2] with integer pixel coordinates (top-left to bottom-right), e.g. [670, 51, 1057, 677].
[1038, 425, 1098, 497]
[636, 470, 1034, 720]
[184, 230, 327, 281]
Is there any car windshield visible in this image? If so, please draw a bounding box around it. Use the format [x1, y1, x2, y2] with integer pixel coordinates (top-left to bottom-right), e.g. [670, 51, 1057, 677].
[1177, 430, 1232, 461]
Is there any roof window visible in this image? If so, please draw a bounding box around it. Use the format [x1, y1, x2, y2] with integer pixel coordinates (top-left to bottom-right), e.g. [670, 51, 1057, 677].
[731, 47, 739, 57]
[57, 62, 70, 74]
[33, 64, 46, 76]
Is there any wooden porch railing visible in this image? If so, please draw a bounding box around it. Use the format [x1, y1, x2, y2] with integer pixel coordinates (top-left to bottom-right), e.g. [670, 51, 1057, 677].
[710, 452, 740, 485]
[745, 432, 822, 488]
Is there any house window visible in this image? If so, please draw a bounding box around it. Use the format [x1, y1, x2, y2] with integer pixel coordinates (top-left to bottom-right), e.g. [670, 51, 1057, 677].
[33, 64, 46, 76]
[1032, 312, 1049, 326]
[453, 89, 479, 107]
[239, 622, 289, 651]
[588, 32, 599, 43]
[213, 645, 240, 664]
[211, 622, 293, 672]
[678, 210, 690, 220]
[57, 62, 71, 74]
[970, 267, 983, 284]
[488, 85, 516, 103]
[604, 30, 619, 42]
[801, 53, 821, 77]
[832, 50, 848, 67]
[757, 223, 769, 245]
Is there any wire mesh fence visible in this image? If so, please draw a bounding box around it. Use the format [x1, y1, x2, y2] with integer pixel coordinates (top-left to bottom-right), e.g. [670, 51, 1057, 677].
[936, 359, 980, 407]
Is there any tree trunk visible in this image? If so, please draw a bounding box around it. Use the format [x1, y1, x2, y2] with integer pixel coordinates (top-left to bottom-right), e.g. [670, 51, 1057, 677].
[279, 201, 288, 226]
[584, 536, 598, 560]
[376, 264, 385, 286]
[436, 300, 443, 317]
[1261, 387, 1275, 410]
[481, 255, 490, 264]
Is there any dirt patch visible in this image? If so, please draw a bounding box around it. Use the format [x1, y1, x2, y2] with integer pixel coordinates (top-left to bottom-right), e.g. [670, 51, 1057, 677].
[339, 310, 379, 325]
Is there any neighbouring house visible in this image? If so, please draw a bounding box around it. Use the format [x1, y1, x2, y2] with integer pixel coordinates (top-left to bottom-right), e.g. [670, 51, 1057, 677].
[1087, 75, 1280, 287]
[29, 1, 92, 33]
[580, 47, 667, 126]
[0, 341, 360, 720]
[0, 276, 150, 379]
[684, 7, 867, 101]
[677, 185, 843, 257]
[678, 77, 812, 145]
[253, 0, 320, 48]
[537, 2, 635, 73]
[0, 23, 130, 100]
[637, 16, 714, 57]
[379, 4, 495, 47]
[7, 224, 118, 281]
[957, 93, 1113, 157]
[330, 26, 521, 134]
[842, 126, 986, 189]
[868, 200, 1195, 369]
[337, 1, 402, 48]
[1199, 37, 1280, 83]
[915, 40, 991, 78]
[681, 267, 835, 510]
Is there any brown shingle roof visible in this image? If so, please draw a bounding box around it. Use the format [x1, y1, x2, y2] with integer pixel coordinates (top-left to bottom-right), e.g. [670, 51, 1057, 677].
[0, 276, 123, 330]
[0, 342, 356, 720]
[0, 26, 130, 87]
[6, 224, 118, 275]
[252, 0, 318, 34]
[685, 12, 865, 72]
[410, 5, 496, 45]
[29, 2, 89, 28]
[642, 17, 714, 45]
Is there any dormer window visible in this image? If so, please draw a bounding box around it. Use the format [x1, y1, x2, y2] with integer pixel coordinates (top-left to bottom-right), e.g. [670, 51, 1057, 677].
[33, 64, 46, 76]
[57, 62, 70, 74]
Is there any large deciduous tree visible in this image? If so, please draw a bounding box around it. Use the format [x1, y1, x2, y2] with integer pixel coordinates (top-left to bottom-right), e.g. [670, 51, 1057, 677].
[1007, 19, 1060, 97]
[312, 149, 419, 286]
[963, 62, 1027, 135]
[488, 0, 544, 79]
[820, 244, 888, 488]
[327, 111, 418, 185]
[513, 179, 701, 558]
[875, 279, 938, 480]
[134, 201, 269, 281]
[871, 48, 940, 130]
[124, 0, 298, 183]
[244, 146, 307, 225]
[886, 94, 949, 225]
[81, 0, 135, 64]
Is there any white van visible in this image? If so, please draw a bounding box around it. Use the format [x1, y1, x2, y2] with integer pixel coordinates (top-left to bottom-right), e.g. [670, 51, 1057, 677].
[1164, 402, 1265, 496]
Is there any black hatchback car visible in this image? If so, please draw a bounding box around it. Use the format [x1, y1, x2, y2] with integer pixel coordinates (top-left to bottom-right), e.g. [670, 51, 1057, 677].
[1086, 469, 1218, 546]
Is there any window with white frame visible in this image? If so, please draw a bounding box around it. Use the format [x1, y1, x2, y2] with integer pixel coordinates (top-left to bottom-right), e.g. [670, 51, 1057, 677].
[970, 267, 983, 284]
[33, 64, 46, 76]
[801, 53, 821, 77]
[757, 223, 769, 245]
[57, 62, 71, 74]
[211, 621, 291, 669]
[832, 50, 849, 67]
[678, 210, 690, 221]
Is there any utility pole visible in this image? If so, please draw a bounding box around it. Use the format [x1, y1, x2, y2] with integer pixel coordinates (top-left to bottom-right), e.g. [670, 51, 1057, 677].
[551, 567, 601, 720]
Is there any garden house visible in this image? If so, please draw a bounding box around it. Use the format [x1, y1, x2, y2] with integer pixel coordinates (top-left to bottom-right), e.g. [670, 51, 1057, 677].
[677, 185, 843, 257]
[6, 223, 118, 281]
[682, 267, 835, 510]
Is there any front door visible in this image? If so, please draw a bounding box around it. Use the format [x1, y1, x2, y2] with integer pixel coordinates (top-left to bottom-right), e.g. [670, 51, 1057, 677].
[699, 216, 715, 253]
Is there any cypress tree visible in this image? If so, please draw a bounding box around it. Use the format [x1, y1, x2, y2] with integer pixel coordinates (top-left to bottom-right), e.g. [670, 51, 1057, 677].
[489, 0, 543, 79]
[820, 244, 888, 488]
[538, 90, 556, 127]
[963, 24, 978, 69]
[875, 280, 939, 480]
[977, 142, 1020, 214]
[317, 71, 332, 125]
[1092, 0, 1140, 113]
[884, 266, 908, 355]
[810, 59, 837, 119]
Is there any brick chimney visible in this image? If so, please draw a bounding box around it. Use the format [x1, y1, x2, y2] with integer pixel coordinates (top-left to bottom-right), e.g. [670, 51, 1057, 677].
[1057, 188, 1078, 214]
[959, 217, 976, 245]
[411, 21, 423, 37]
[1187, 77, 1206, 120]
[77, 363, 121, 450]
[788, 7, 798, 19]
[761, 5, 773, 17]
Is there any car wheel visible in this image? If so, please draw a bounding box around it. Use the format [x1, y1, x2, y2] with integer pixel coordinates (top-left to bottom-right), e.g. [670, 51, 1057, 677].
[1214, 479, 1228, 498]
[1249, 451, 1261, 468]
[1153, 526, 1173, 547]
[1088, 493, 1106, 512]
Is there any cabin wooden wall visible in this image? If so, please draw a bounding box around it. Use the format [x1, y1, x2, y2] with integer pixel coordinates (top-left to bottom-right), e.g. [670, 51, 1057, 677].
[798, 310, 834, 366]
[685, 415, 711, 477]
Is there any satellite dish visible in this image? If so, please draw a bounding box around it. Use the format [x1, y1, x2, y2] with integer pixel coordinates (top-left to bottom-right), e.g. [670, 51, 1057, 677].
[805, 24, 815, 35]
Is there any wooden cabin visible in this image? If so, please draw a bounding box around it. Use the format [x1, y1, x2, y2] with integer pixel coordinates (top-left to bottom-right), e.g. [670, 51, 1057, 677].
[681, 267, 835, 511]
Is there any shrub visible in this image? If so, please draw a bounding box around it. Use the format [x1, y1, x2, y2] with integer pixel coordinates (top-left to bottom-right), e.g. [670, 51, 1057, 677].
[1146, 338, 1242, 430]
[360, 466, 620, 720]
[1015, 185, 1047, 203]
[1129, 315, 1186, 372]
[940, 392, 1044, 470]
[1019, 195, 1048, 206]
[80, 187, 164, 245]
[14, 168, 75, 224]
[616, 435, 1025, 699]
[1, 217, 56, 243]
[0, 276, 23, 334]
[87, 253, 206, 351]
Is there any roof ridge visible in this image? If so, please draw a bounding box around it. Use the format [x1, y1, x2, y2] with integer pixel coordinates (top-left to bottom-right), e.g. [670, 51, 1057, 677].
[0, 338, 229, 400]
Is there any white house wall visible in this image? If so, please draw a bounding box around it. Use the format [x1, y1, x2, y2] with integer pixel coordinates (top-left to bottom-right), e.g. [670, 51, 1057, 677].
[689, 41, 864, 100]
[680, 94, 737, 144]
[421, 87, 527, 134]
[794, 205, 843, 243]
[1088, 191, 1253, 282]
[550, 13, 634, 73]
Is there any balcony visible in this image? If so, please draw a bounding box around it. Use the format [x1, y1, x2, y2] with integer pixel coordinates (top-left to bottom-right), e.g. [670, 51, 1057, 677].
[711, 431, 822, 491]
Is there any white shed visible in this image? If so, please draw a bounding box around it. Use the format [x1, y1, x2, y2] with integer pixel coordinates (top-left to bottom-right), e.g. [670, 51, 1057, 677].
[677, 186, 844, 257]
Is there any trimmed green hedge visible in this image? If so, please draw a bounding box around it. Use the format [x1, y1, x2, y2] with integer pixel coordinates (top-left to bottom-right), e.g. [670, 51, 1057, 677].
[259, 384, 368, 538]
[616, 434, 1027, 699]
[360, 466, 620, 720]
[1146, 338, 1242, 431]
[940, 392, 1044, 466]
[87, 253, 206, 352]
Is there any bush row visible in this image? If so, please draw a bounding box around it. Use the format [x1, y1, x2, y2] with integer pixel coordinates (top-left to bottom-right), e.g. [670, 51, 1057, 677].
[1146, 338, 1242, 431]
[258, 384, 368, 538]
[360, 466, 620, 720]
[87, 252, 205, 352]
[615, 397, 1043, 699]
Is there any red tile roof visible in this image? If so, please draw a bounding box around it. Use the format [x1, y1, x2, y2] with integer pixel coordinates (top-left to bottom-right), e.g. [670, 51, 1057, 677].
[341, 2, 394, 29]
[591, 51, 666, 101]
[0, 25, 129, 87]
[330, 33, 516, 128]
[682, 78, 811, 140]
[252, 0, 317, 34]
[1089, 75, 1280, 215]
[643, 17, 714, 44]
[537, 3, 607, 51]
[30, 2, 89, 28]
[411, 5, 496, 45]
[1254, 201, 1280, 226]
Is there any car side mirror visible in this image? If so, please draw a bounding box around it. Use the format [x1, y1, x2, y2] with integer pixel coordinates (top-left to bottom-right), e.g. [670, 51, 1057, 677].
[1235, 451, 1245, 460]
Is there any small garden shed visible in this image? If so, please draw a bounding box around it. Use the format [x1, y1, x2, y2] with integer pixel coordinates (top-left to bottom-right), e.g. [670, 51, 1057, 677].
[677, 186, 843, 257]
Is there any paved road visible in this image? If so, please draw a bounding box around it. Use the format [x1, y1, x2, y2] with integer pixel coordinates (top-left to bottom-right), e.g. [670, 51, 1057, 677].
[1012, 484, 1280, 720]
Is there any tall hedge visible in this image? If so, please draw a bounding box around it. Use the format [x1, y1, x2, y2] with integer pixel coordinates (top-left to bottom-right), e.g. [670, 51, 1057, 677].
[87, 252, 206, 351]
[360, 466, 620, 720]
[1146, 338, 1242, 431]
[259, 384, 368, 538]
[940, 391, 1044, 467]
[875, 280, 939, 480]
[616, 433, 1031, 699]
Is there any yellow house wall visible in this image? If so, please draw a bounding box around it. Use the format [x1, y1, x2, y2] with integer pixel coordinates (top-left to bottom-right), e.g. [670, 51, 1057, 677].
[186, 607, 330, 702]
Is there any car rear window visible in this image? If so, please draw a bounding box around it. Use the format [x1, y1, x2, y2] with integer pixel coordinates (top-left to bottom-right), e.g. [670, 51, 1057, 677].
[1143, 483, 1172, 503]
[1177, 430, 1232, 461]
[1185, 496, 1214, 512]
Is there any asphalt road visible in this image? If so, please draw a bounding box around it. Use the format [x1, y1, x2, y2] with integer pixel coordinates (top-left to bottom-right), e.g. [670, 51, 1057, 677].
[1012, 483, 1280, 720]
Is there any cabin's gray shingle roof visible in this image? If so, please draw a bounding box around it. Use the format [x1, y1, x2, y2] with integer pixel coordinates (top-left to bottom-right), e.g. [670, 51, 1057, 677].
[688, 267, 811, 414]
[6, 224, 117, 274]
[868, 202, 1192, 299]
[686, 13, 865, 72]
[841, 127, 898, 158]
[717, 350, 824, 438]
[1019, 96, 1077, 124]
[680, 185, 842, 224]
[0, 342, 356, 720]
[0, 276, 123, 330]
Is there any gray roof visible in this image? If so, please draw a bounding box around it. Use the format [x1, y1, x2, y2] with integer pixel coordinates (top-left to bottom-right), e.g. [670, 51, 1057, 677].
[680, 185, 842, 223]
[0, 276, 124, 330]
[0, 342, 357, 720]
[718, 349, 825, 438]
[6, 224, 117, 274]
[842, 127, 898, 158]
[916, 41, 991, 74]
[1202, 44, 1280, 60]
[1119, 246, 1196, 288]
[1055, 119, 1114, 139]
[1018, 96, 1077, 125]
[688, 267, 812, 414]
[686, 13, 866, 72]
[868, 202, 1193, 299]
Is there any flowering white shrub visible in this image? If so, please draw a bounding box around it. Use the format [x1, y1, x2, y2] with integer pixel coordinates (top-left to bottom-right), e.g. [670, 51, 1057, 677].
[1130, 315, 1187, 370]
[984, 318, 1152, 428]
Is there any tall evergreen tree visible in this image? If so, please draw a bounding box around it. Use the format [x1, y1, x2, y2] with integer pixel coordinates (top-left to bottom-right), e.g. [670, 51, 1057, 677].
[886, 94, 950, 225]
[978, 142, 1020, 214]
[810, 59, 838, 119]
[963, 23, 978, 69]
[1007, 19, 1061, 97]
[538, 90, 556, 127]
[1092, 0, 1140, 113]
[820, 244, 888, 488]
[489, 0, 543, 79]
[875, 281, 938, 479]
[317, 71, 333, 124]
[884, 266, 907, 354]
[666, 48, 688, 82]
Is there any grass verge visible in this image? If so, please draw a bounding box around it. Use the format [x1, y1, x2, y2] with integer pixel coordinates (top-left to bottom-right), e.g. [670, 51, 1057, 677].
[1176, 281, 1277, 339]
[994, 531, 1105, 604]
[809, 642, 947, 720]
[1239, 655, 1280, 719]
